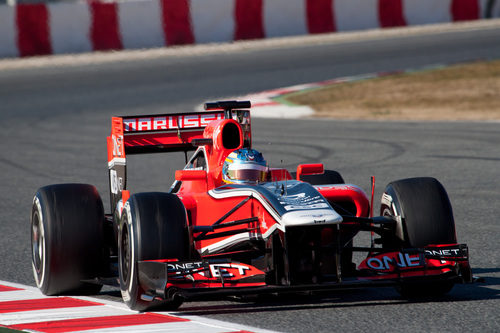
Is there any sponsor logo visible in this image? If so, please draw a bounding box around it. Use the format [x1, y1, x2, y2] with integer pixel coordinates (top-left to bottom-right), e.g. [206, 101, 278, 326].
[381, 193, 392, 207]
[284, 203, 329, 211]
[425, 249, 461, 256]
[209, 263, 251, 278]
[167, 262, 252, 279]
[366, 253, 422, 271]
[298, 213, 328, 218]
[110, 170, 119, 194]
[424, 246, 467, 259]
[112, 134, 124, 157]
[280, 193, 329, 211]
[109, 170, 124, 195]
[316, 184, 364, 193]
[261, 215, 267, 230]
[123, 113, 224, 132]
[167, 262, 204, 272]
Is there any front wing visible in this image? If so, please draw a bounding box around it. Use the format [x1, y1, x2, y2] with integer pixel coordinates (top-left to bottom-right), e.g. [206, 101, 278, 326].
[135, 244, 472, 303]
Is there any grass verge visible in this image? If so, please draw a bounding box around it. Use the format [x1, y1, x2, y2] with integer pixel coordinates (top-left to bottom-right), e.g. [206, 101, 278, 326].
[284, 60, 500, 121]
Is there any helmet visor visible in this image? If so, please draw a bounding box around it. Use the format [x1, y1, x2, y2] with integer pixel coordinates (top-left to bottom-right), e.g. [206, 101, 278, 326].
[227, 164, 267, 183]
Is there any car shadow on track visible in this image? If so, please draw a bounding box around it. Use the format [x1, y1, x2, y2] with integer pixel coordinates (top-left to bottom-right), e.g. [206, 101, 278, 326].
[449, 267, 500, 301]
[92, 267, 499, 315]
[174, 267, 499, 316]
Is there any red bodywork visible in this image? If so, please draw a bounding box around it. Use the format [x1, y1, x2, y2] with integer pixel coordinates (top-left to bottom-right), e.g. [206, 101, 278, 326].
[106, 102, 471, 298]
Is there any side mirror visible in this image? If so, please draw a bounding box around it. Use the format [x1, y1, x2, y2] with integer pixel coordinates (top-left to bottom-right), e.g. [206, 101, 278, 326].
[296, 163, 324, 180]
[175, 170, 207, 181]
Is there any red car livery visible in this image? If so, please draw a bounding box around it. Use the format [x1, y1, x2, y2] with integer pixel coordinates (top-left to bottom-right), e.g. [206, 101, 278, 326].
[31, 101, 472, 311]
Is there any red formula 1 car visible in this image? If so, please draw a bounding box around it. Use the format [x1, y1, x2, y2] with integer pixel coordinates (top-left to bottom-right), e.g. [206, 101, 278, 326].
[31, 101, 472, 310]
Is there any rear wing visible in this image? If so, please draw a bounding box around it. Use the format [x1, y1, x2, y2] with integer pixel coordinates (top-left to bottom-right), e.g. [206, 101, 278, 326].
[107, 101, 252, 214]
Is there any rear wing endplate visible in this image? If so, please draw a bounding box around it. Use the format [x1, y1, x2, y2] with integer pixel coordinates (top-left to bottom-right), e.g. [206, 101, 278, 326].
[106, 101, 251, 214]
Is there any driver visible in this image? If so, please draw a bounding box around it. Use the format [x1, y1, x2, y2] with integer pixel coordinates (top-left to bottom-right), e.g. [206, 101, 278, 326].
[222, 148, 267, 184]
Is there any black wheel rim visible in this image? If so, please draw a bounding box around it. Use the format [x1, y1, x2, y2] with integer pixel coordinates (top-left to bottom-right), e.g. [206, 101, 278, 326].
[31, 211, 44, 280]
[120, 223, 131, 283]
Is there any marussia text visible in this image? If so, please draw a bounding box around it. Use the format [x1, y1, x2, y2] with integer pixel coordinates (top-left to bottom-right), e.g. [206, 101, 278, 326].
[123, 113, 224, 132]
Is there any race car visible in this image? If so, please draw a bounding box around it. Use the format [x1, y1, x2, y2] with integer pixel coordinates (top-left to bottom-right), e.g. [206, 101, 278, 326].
[31, 100, 472, 311]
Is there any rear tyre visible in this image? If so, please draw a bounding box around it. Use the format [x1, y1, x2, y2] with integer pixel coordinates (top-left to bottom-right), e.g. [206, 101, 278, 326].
[31, 184, 105, 295]
[292, 169, 344, 185]
[380, 177, 457, 297]
[118, 192, 190, 311]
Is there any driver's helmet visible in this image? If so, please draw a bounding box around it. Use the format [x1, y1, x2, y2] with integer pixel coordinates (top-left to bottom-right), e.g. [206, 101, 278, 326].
[222, 148, 267, 184]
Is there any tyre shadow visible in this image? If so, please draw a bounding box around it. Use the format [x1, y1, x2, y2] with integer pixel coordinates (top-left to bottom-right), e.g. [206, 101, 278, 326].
[173, 267, 499, 316]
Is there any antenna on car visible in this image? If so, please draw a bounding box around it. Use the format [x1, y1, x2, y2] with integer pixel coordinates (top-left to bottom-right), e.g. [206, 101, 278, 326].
[204, 100, 251, 119]
[284, 160, 288, 196]
[278, 159, 287, 196]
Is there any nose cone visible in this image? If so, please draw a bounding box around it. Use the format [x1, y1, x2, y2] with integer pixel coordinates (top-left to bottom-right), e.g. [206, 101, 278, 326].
[281, 209, 343, 227]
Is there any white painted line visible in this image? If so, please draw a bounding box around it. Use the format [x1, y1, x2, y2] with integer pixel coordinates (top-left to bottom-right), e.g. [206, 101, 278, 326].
[177, 314, 282, 333]
[83, 320, 254, 333]
[0, 280, 43, 292]
[0, 280, 280, 333]
[0, 305, 125, 326]
[0, 289, 47, 301]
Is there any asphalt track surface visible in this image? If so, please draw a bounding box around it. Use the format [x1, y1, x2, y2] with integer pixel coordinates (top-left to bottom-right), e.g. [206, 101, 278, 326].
[1, 22, 500, 332]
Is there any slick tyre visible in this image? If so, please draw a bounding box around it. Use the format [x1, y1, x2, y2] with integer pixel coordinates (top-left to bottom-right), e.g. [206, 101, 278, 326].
[380, 177, 456, 248]
[380, 177, 457, 297]
[118, 192, 190, 311]
[292, 169, 345, 185]
[31, 184, 105, 295]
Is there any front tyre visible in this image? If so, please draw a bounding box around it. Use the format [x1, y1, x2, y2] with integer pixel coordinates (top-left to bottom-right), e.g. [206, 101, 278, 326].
[118, 193, 190, 311]
[380, 177, 456, 248]
[380, 177, 457, 297]
[31, 184, 105, 295]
